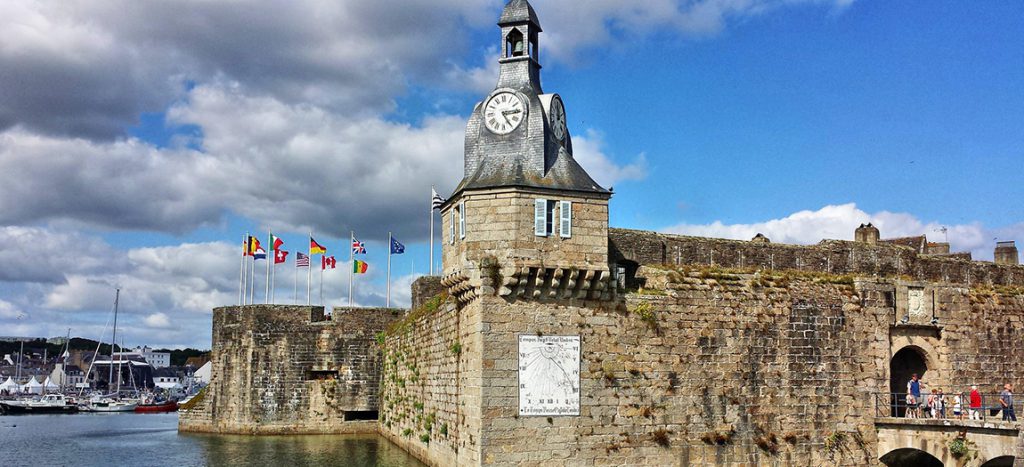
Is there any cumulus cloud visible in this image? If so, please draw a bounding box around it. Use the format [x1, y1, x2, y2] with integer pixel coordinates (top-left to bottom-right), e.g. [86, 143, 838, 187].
[143, 312, 172, 329]
[0, 226, 124, 283]
[538, 0, 856, 62]
[0, 300, 27, 320]
[0, 84, 646, 238]
[662, 203, 1024, 260]
[0, 131, 219, 233]
[571, 130, 648, 188]
[0, 0, 493, 139]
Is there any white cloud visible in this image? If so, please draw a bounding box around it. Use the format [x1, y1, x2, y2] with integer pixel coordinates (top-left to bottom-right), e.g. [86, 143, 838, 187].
[662, 203, 1024, 261]
[143, 312, 172, 329]
[571, 130, 648, 188]
[0, 300, 27, 320]
[538, 0, 856, 63]
[0, 0, 494, 139]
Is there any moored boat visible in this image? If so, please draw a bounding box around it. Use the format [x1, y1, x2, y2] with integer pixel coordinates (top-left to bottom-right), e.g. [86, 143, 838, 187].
[0, 394, 79, 415]
[134, 400, 178, 413]
[80, 397, 138, 412]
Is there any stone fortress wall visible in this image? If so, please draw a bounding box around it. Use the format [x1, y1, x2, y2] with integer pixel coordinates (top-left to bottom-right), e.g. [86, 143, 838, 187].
[180, 229, 1024, 465]
[378, 230, 1024, 467]
[178, 305, 402, 434]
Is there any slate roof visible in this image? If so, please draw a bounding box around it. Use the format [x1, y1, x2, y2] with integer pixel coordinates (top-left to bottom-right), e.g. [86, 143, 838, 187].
[456, 148, 608, 195]
[499, 0, 541, 29]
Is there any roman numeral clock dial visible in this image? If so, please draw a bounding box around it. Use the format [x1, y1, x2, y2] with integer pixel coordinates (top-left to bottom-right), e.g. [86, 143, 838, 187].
[484, 91, 525, 135]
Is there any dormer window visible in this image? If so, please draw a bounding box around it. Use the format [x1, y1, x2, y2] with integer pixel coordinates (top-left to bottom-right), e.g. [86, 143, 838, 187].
[506, 29, 525, 57]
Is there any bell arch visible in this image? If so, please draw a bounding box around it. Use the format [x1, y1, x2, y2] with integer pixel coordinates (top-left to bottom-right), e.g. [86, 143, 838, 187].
[505, 28, 525, 57]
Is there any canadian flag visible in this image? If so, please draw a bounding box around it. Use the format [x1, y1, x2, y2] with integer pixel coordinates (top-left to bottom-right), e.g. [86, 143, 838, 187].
[275, 249, 289, 264]
[321, 255, 336, 270]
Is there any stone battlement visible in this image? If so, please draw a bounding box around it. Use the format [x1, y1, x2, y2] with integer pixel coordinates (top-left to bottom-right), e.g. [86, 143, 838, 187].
[609, 227, 1024, 287]
[178, 305, 403, 435]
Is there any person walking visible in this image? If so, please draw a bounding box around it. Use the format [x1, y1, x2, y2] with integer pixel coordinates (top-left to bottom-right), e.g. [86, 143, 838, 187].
[936, 388, 946, 419]
[969, 385, 982, 420]
[1000, 383, 1016, 422]
[953, 391, 964, 420]
[907, 374, 922, 418]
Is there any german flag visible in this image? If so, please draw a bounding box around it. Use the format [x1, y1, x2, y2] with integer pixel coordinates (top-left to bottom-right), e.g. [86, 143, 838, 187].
[310, 237, 327, 255]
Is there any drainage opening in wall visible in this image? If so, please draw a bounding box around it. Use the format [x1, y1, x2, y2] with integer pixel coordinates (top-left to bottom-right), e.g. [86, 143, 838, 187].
[307, 369, 339, 380]
[344, 410, 378, 421]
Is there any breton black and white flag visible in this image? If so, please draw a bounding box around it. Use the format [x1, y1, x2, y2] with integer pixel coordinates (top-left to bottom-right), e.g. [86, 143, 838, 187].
[431, 188, 445, 210]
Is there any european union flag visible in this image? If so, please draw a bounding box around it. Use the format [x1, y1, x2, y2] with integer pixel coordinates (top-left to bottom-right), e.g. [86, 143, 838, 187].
[390, 237, 405, 255]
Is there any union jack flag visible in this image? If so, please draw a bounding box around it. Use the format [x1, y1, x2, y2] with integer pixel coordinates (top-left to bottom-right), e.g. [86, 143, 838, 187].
[352, 239, 366, 255]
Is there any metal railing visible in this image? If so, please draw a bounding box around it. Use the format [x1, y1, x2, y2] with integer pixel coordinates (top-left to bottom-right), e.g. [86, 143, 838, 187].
[873, 392, 1021, 423]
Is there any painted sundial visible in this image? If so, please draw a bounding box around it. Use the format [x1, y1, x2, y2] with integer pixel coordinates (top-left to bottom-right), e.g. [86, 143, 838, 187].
[518, 335, 580, 416]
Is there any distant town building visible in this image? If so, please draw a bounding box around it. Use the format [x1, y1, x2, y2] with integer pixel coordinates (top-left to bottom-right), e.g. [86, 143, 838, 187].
[113, 346, 171, 369]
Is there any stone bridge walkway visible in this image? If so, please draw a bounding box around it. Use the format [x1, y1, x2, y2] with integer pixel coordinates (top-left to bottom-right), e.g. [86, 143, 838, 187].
[876, 418, 1022, 467]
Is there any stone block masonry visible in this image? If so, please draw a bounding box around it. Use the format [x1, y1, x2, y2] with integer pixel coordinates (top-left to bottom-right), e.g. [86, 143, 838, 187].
[178, 305, 403, 435]
[379, 264, 1024, 466]
[610, 228, 1024, 287]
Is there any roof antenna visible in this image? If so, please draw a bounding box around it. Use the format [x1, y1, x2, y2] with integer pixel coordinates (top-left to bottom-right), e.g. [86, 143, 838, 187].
[933, 226, 948, 243]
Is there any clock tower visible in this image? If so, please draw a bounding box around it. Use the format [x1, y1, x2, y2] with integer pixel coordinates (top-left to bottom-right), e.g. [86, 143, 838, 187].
[439, 0, 613, 304]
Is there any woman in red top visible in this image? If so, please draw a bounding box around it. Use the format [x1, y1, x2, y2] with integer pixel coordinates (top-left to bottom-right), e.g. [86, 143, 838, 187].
[969, 385, 982, 420]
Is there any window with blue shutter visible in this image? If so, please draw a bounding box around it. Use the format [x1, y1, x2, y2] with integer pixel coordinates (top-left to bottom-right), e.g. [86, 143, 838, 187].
[459, 201, 466, 239]
[534, 199, 547, 236]
[559, 201, 572, 238]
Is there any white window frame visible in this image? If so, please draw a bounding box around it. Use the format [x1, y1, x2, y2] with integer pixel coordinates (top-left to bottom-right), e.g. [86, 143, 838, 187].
[459, 201, 466, 239]
[559, 200, 572, 238]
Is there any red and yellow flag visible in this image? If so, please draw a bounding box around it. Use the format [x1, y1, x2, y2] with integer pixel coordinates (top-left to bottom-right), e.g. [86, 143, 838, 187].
[310, 237, 327, 255]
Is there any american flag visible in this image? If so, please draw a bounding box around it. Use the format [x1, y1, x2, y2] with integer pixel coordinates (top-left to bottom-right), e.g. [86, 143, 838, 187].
[296, 251, 310, 267]
[352, 239, 366, 255]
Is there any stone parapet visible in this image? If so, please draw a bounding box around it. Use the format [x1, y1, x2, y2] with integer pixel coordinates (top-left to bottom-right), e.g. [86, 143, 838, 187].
[178, 305, 403, 435]
[610, 228, 1024, 287]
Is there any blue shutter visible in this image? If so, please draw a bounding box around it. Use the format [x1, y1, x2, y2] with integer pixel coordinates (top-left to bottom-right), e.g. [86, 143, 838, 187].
[459, 201, 466, 239]
[559, 201, 572, 238]
[534, 199, 547, 236]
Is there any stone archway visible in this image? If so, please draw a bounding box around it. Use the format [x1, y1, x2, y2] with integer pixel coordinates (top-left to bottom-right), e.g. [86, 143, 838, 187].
[979, 456, 1015, 467]
[890, 346, 929, 417]
[880, 448, 943, 467]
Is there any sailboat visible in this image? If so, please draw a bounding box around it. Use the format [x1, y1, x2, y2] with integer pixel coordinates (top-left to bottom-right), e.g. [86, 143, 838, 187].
[80, 288, 138, 413]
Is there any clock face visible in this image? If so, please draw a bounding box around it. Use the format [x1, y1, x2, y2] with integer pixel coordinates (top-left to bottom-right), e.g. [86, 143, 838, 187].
[484, 92, 525, 135]
[550, 96, 566, 141]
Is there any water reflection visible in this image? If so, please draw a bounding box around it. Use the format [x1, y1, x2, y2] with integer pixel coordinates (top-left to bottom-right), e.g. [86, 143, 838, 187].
[0, 413, 424, 467]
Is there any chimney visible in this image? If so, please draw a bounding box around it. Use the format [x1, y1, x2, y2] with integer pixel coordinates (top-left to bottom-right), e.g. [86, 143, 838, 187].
[855, 223, 880, 245]
[994, 241, 1019, 265]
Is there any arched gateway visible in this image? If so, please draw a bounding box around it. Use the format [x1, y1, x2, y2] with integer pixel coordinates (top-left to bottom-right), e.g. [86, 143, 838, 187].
[890, 346, 929, 417]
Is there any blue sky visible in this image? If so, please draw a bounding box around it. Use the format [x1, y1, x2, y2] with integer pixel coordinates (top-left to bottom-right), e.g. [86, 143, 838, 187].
[0, 0, 1021, 349]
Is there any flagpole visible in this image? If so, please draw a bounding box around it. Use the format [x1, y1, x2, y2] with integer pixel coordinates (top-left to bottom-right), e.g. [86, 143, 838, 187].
[348, 231, 354, 306]
[239, 233, 247, 306]
[249, 253, 255, 305]
[265, 230, 271, 304]
[307, 231, 312, 306]
[387, 232, 392, 308]
[293, 257, 299, 305]
[271, 249, 277, 304]
[429, 186, 434, 276]
[319, 257, 324, 306]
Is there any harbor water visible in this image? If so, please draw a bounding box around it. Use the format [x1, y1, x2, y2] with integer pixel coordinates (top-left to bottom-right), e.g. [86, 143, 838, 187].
[0, 413, 426, 467]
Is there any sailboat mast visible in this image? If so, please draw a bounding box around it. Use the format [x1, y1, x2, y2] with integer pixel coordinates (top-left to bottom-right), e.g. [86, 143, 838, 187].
[109, 288, 119, 394]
